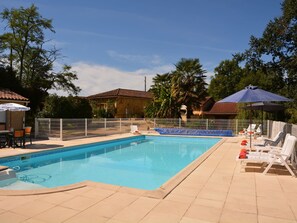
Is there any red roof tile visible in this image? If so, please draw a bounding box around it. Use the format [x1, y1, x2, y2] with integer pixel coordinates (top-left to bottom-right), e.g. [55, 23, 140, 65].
[87, 88, 152, 99]
[204, 102, 238, 114]
[0, 89, 29, 101]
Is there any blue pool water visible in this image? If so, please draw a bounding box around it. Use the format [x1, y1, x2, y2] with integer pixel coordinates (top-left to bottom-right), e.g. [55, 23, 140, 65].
[0, 136, 221, 190]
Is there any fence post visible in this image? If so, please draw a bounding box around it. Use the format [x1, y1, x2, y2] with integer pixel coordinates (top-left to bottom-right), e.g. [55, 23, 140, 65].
[206, 119, 208, 130]
[60, 118, 63, 140]
[179, 118, 181, 128]
[104, 118, 107, 131]
[34, 118, 38, 138]
[235, 119, 238, 134]
[267, 120, 270, 137]
[85, 118, 88, 137]
[154, 118, 156, 128]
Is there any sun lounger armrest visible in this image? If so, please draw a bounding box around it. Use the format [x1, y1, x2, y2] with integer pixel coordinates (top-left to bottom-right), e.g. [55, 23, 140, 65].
[270, 152, 290, 160]
[268, 149, 284, 156]
[268, 146, 282, 151]
[255, 145, 281, 152]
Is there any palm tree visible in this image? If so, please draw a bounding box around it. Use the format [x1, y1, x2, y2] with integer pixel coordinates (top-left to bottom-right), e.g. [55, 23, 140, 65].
[171, 58, 207, 118]
[146, 73, 180, 118]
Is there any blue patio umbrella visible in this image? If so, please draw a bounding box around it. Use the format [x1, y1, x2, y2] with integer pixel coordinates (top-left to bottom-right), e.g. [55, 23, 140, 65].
[218, 85, 292, 147]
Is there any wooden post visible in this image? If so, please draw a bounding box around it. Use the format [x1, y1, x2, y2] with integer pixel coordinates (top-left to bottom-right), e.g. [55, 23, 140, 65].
[119, 118, 122, 132]
[85, 118, 87, 136]
[34, 118, 38, 138]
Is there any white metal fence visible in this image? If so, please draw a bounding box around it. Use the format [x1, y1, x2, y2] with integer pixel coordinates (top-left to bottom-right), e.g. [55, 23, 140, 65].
[35, 118, 272, 140]
[267, 120, 297, 139]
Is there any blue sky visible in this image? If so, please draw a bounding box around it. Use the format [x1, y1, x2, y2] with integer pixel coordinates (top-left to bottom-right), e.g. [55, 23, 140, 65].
[1, 0, 283, 96]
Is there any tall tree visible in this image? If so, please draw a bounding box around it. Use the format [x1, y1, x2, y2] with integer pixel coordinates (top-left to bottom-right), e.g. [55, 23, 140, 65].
[39, 95, 92, 118]
[1, 5, 54, 81]
[243, 0, 297, 121]
[208, 0, 297, 122]
[208, 57, 243, 101]
[0, 4, 81, 119]
[0, 4, 80, 96]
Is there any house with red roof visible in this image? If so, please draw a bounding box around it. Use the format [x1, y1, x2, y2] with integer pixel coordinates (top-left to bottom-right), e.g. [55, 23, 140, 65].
[203, 102, 238, 119]
[87, 88, 152, 118]
[0, 89, 29, 130]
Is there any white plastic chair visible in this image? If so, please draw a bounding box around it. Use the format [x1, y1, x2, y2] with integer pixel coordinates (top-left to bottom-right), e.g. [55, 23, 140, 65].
[247, 124, 257, 132]
[239, 124, 256, 136]
[130, 125, 139, 134]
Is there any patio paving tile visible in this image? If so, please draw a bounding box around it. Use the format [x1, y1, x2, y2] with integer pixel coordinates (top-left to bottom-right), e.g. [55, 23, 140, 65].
[224, 193, 257, 214]
[60, 195, 100, 211]
[258, 215, 297, 223]
[10, 199, 55, 217]
[0, 211, 28, 223]
[179, 176, 208, 187]
[78, 194, 138, 219]
[197, 187, 228, 202]
[36, 192, 75, 205]
[79, 187, 116, 200]
[139, 212, 181, 223]
[201, 182, 230, 193]
[184, 204, 222, 222]
[111, 197, 160, 222]
[64, 213, 109, 223]
[22, 218, 48, 223]
[279, 177, 297, 193]
[169, 185, 202, 197]
[192, 198, 224, 209]
[164, 193, 195, 204]
[149, 200, 190, 216]
[102, 192, 139, 205]
[219, 209, 258, 223]
[0, 196, 39, 210]
[179, 216, 215, 223]
[105, 219, 128, 223]
[0, 208, 6, 215]
[33, 206, 79, 223]
[257, 196, 296, 220]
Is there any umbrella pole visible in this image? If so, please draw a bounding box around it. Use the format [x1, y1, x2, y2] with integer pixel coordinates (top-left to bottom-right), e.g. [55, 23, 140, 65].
[249, 103, 252, 149]
[261, 108, 264, 134]
[9, 111, 11, 130]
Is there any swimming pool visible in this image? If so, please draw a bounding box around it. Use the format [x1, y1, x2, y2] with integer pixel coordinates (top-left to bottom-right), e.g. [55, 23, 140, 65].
[0, 135, 221, 190]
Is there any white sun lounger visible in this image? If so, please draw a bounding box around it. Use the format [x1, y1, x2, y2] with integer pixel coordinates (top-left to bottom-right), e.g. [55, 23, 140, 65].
[238, 135, 297, 177]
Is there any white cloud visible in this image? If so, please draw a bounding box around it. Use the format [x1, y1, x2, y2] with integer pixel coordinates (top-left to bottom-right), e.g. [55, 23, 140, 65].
[71, 62, 174, 96]
[51, 61, 213, 96]
[205, 71, 214, 85]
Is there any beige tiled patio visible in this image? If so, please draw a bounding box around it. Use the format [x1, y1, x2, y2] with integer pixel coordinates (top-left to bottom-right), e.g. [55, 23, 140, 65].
[0, 134, 297, 223]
